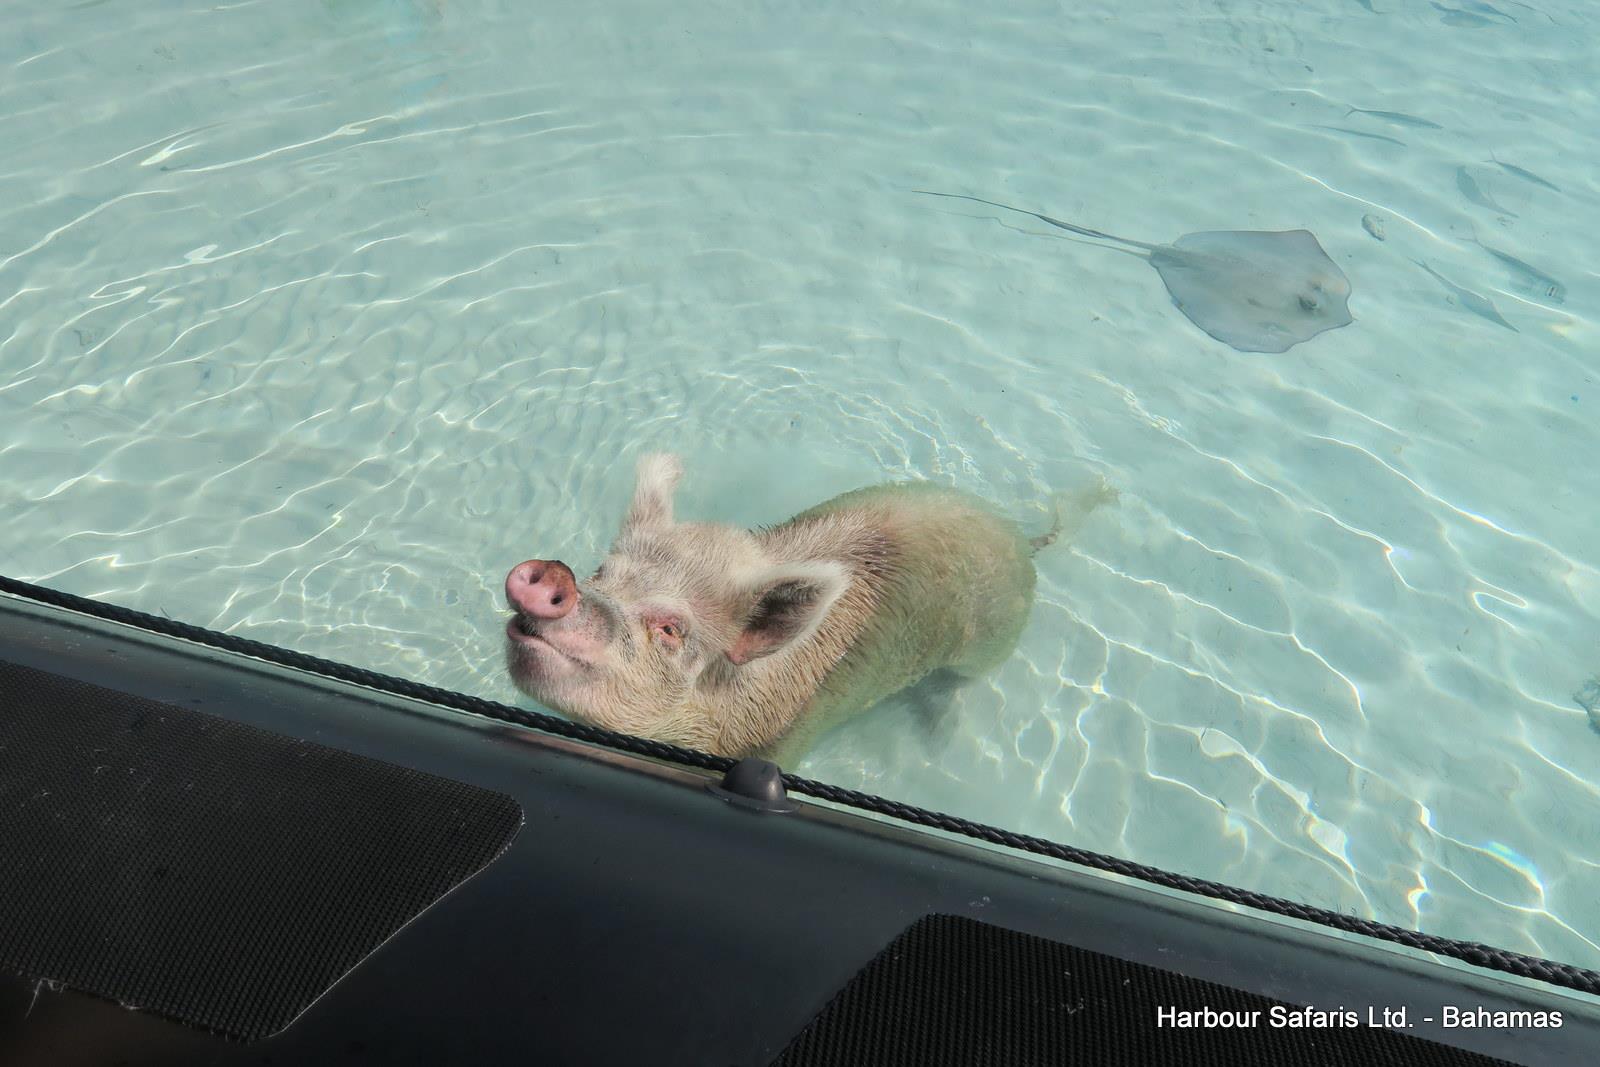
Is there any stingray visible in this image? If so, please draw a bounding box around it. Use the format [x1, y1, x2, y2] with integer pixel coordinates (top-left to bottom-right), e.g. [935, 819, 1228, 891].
[916, 190, 1353, 354]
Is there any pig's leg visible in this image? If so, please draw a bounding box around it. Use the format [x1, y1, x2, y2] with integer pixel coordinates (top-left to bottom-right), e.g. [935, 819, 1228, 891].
[904, 668, 970, 747]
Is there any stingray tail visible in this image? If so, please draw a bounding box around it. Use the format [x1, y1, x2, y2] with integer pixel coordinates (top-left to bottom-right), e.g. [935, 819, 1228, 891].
[1029, 477, 1117, 555]
[911, 190, 1153, 251]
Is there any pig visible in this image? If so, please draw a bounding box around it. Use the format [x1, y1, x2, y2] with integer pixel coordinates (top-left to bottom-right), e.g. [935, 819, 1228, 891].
[504, 453, 1110, 763]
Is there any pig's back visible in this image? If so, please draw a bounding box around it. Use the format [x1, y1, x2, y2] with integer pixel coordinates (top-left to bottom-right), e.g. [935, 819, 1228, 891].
[765, 482, 1037, 759]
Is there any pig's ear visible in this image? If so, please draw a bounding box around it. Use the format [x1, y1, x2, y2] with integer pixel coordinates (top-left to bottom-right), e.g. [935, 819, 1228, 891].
[726, 561, 849, 666]
[624, 452, 683, 531]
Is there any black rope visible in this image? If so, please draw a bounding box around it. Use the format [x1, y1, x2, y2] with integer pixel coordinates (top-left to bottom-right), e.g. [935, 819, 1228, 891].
[0, 575, 735, 776]
[4, 573, 1598, 998]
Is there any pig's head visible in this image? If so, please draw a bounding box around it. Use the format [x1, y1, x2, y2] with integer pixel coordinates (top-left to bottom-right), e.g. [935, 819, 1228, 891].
[504, 452, 850, 752]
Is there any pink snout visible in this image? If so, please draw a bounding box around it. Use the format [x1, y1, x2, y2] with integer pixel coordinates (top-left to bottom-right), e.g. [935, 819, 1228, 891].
[506, 559, 579, 620]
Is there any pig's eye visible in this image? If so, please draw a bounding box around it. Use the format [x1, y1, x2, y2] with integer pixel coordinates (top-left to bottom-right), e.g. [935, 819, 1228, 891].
[648, 619, 685, 649]
[644, 614, 686, 647]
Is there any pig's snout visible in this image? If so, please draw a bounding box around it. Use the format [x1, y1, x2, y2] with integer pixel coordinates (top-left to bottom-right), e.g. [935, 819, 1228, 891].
[506, 559, 579, 620]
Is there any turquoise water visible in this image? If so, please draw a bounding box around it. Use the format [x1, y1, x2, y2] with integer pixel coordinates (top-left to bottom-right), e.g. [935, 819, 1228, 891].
[4, 0, 1598, 975]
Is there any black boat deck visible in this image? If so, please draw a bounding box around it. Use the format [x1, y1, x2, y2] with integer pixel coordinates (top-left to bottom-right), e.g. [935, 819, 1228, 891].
[1, 593, 1594, 1065]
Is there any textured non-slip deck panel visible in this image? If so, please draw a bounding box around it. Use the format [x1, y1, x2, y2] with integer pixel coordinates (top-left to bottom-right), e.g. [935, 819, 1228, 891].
[774, 914, 1514, 1067]
[0, 658, 522, 1040]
